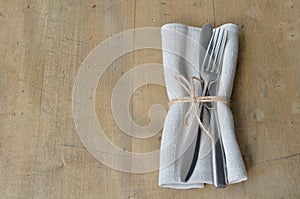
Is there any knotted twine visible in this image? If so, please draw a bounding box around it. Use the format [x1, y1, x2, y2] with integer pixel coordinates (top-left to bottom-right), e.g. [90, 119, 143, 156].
[168, 74, 230, 140]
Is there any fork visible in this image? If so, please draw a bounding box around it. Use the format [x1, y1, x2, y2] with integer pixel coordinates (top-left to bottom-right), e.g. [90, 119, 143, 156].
[184, 28, 228, 182]
[200, 28, 227, 97]
[205, 28, 228, 188]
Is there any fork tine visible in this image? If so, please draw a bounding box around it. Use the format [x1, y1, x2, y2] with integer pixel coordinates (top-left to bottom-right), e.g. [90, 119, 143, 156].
[205, 29, 219, 71]
[214, 29, 228, 73]
[210, 28, 225, 72]
[202, 30, 216, 71]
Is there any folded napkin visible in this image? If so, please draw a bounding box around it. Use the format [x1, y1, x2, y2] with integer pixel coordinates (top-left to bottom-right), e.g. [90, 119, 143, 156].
[159, 23, 247, 189]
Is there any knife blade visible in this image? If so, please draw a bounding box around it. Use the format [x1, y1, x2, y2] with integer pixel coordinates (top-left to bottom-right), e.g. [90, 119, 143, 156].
[180, 23, 212, 182]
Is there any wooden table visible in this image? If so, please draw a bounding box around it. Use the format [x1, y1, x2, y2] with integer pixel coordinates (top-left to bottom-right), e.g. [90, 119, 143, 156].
[0, 0, 299, 198]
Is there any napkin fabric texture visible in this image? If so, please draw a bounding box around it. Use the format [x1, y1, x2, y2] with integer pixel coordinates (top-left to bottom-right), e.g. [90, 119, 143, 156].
[159, 23, 247, 189]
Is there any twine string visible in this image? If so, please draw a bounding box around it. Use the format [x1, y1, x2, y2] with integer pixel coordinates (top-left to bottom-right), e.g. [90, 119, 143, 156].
[169, 74, 230, 139]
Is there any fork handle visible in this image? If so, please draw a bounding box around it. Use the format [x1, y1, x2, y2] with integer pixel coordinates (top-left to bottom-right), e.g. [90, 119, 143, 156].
[210, 111, 227, 188]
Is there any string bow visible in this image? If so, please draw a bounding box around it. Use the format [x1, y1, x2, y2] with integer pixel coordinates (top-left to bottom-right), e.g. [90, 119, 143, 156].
[169, 74, 230, 139]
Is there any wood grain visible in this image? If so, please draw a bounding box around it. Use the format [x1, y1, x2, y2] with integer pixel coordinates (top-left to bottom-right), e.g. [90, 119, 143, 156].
[0, 0, 299, 198]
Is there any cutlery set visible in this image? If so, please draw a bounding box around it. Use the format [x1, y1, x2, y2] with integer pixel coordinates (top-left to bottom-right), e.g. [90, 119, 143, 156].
[159, 23, 247, 189]
[181, 24, 228, 188]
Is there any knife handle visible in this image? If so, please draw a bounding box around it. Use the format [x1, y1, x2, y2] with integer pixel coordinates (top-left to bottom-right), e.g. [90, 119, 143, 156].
[210, 111, 227, 188]
[183, 106, 204, 182]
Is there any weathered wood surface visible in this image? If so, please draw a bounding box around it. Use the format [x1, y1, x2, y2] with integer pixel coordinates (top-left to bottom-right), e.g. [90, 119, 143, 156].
[0, 0, 299, 198]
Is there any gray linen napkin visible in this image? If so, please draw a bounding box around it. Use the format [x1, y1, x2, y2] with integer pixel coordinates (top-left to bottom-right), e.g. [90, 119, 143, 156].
[159, 23, 247, 189]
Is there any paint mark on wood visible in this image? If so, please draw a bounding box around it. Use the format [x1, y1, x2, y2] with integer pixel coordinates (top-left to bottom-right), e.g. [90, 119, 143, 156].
[273, 79, 285, 91]
[252, 108, 264, 122]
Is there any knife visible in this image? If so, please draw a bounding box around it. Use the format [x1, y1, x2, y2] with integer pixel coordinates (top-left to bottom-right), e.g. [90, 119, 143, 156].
[180, 23, 212, 182]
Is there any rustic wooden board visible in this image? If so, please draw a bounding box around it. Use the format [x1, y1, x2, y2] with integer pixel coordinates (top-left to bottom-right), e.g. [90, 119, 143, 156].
[0, 0, 299, 198]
